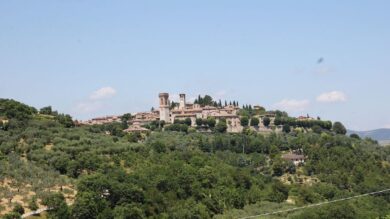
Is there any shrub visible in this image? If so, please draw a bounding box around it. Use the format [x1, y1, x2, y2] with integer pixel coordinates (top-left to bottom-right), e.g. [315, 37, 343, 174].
[262, 117, 271, 127]
[12, 203, 25, 215]
[207, 117, 216, 128]
[215, 121, 227, 133]
[350, 133, 360, 139]
[282, 124, 291, 133]
[250, 117, 259, 127]
[312, 125, 322, 134]
[240, 116, 249, 127]
[28, 196, 39, 211]
[332, 121, 347, 135]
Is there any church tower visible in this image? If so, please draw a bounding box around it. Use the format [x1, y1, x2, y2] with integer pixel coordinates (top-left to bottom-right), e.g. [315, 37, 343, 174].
[159, 93, 170, 123]
[179, 93, 186, 110]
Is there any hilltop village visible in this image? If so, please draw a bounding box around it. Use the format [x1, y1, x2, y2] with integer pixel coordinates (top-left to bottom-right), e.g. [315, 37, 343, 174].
[1, 98, 384, 219]
[81, 92, 318, 134]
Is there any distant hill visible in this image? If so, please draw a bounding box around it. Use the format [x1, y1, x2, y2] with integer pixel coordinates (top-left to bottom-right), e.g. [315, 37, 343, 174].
[348, 128, 390, 144]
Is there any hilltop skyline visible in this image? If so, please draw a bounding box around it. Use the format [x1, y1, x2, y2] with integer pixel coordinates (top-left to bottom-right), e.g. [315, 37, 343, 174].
[1, 1, 390, 131]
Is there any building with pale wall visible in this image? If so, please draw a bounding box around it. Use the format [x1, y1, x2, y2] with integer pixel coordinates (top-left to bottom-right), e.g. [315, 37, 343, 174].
[80, 92, 282, 134]
[159, 93, 170, 123]
[156, 93, 243, 132]
[81, 115, 121, 125]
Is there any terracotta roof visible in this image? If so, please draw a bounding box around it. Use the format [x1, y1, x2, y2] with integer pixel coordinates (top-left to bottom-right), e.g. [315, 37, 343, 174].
[184, 109, 203, 112]
[282, 153, 305, 160]
[174, 114, 197, 117]
[123, 126, 149, 132]
[203, 106, 217, 110]
[172, 109, 202, 113]
[213, 114, 238, 118]
[131, 118, 157, 123]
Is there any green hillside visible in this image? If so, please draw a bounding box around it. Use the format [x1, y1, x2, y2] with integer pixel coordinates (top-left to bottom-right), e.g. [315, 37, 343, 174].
[1, 99, 390, 219]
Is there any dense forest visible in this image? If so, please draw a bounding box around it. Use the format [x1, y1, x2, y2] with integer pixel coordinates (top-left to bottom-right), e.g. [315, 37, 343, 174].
[1, 99, 390, 219]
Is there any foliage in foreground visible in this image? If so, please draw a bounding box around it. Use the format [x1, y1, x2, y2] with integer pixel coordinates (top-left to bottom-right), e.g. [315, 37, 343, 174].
[0, 99, 389, 219]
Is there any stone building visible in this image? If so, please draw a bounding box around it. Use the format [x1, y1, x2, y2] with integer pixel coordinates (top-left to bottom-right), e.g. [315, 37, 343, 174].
[159, 93, 170, 123]
[282, 152, 305, 166]
[123, 122, 150, 133]
[132, 111, 159, 126]
[81, 115, 121, 125]
[157, 93, 243, 132]
[80, 92, 276, 134]
[179, 93, 186, 110]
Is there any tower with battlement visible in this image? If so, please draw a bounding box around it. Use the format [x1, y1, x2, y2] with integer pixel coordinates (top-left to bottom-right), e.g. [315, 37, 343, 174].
[159, 93, 170, 123]
[179, 93, 186, 110]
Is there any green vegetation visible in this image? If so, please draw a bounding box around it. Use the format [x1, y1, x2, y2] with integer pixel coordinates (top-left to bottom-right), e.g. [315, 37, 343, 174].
[194, 95, 239, 108]
[0, 99, 390, 218]
[250, 117, 259, 127]
[194, 95, 215, 107]
[0, 99, 37, 121]
[240, 116, 249, 127]
[333, 121, 347, 135]
[263, 117, 271, 127]
[274, 116, 332, 131]
[215, 120, 227, 133]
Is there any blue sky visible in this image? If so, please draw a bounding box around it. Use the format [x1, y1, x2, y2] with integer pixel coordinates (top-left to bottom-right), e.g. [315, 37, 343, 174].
[1, 1, 389, 130]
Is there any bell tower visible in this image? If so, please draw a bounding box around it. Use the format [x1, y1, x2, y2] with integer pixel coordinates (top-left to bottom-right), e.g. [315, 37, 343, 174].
[179, 93, 186, 110]
[159, 93, 170, 123]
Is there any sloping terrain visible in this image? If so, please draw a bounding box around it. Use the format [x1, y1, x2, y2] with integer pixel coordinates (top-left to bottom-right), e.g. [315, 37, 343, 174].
[1, 99, 390, 218]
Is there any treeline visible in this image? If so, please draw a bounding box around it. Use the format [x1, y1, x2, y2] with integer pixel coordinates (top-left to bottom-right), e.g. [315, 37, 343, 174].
[38, 106, 75, 128]
[0, 100, 75, 132]
[164, 117, 229, 133]
[0, 99, 37, 121]
[274, 117, 332, 130]
[194, 95, 239, 108]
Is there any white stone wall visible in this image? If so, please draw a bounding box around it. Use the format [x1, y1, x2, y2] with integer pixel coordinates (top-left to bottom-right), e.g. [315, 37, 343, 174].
[159, 107, 170, 123]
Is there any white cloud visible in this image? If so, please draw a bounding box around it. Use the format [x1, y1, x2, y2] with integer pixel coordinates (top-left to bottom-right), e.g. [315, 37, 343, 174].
[274, 99, 310, 111]
[90, 87, 116, 100]
[316, 91, 347, 103]
[72, 86, 117, 116]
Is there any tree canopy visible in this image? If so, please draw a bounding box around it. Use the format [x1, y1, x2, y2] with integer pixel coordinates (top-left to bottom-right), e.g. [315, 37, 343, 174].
[0, 99, 389, 218]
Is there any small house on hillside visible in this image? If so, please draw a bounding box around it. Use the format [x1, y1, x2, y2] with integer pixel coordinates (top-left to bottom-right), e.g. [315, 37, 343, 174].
[282, 153, 305, 166]
[123, 124, 150, 133]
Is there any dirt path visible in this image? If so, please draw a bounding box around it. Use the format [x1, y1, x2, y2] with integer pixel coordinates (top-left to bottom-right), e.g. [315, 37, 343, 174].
[21, 208, 50, 218]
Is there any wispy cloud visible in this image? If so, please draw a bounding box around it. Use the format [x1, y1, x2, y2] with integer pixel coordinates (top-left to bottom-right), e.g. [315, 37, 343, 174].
[316, 91, 347, 103]
[274, 99, 310, 111]
[73, 86, 117, 116]
[90, 87, 116, 100]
